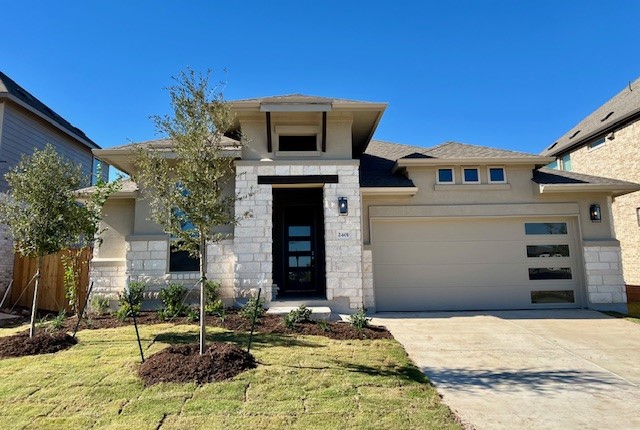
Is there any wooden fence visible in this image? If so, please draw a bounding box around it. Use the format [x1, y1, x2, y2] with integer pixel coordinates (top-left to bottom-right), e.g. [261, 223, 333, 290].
[10, 248, 92, 313]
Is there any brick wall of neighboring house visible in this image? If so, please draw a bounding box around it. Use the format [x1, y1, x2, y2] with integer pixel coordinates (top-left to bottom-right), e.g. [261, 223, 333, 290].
[568, 119, 640, 286]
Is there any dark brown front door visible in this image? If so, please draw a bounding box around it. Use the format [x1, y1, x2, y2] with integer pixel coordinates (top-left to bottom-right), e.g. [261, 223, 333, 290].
[273, 189, 325, 298]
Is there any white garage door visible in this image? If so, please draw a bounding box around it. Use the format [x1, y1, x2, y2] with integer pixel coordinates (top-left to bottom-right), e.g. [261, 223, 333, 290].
[372, 218, 583, 311]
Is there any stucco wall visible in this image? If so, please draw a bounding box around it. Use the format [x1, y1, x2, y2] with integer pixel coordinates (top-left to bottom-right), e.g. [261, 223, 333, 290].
[566, 119, 640, 285]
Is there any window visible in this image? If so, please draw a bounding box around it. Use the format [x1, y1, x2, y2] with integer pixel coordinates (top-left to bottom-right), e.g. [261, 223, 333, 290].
[524, 222, 568, 235]
[169, 244, 200, 272]
[488, 167, 506, 183]
[527, 245, 570, 258]
[588, 137, 606, 151]
[91, 158, 102, 185]
[462, 168, 480, 184]
[437, 168, 454, 184]
[560, 154, 571, 171]
[531, 290, 575, 304]
[279, 135, 317, 151]
[547, 159, 559, 170]
[528, 268, 572, 280]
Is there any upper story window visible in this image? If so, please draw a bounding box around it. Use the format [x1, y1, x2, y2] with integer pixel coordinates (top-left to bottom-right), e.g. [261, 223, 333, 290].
[462, 168, 480, 184]
[91, 158, 102, 185]
[560, 154, 571, 171]
[587, 137, 606, 151]
[437, 168, 455, 184]
[488, 167, 506, 183]
[279, 135, 316, 151]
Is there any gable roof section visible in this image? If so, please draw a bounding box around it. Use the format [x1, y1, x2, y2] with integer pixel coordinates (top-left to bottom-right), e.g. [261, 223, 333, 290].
[360, 140, 421, 188]
[533, 167, 640, 196]
[542, 77, 640, 157]
[0, 71, 99, 150]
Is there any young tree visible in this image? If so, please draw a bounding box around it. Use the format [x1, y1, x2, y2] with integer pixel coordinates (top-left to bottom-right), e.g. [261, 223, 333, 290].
[0, 145, 120, 337]
[134, 69, 246, 355]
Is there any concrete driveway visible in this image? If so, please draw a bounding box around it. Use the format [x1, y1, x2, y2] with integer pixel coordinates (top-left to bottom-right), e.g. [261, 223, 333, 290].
[371, 310, 640, 430]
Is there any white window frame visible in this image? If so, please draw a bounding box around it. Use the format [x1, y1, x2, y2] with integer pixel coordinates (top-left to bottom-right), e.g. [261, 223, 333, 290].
[436, 167, 455, 184]
[587, 137, 606, 152]
[462, 167, 480, 184]
[487, 166, 507, 184]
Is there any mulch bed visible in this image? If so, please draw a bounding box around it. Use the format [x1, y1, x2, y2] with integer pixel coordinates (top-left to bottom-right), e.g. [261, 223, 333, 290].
[139, 342, 256, 386]
[60, 311, 393, 340]
[0, 331, 77, 358]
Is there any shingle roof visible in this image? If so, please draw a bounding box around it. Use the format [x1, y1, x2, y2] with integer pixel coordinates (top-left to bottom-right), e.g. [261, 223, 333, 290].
[0, 71, 99, 149]
[532, 167, 639, 187]
[542, 77, 640, 156]
[75, 179, 139, 197]
[107, 136, 241, 151]
[420, 141, 541, 159]
[360, 140, 421, 187]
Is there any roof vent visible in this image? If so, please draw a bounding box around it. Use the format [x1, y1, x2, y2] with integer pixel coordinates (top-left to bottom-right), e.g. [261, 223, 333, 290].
[548, 142, 558, 150]
[600, 111, 614, 122]
[569, 130, 581, 139]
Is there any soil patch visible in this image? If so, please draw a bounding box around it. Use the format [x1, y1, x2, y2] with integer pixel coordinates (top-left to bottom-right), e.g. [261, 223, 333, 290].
[0, 331, 77, 358]
[139, 342, 256, 385]
[50, 310, 392, 340]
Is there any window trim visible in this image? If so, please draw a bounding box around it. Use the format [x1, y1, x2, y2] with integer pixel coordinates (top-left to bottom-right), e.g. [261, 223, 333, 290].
[436, 167, 455, 184]
[487, 166, 507, 184]
[587, 137, 606, 152]
[462, 167, 480, 184]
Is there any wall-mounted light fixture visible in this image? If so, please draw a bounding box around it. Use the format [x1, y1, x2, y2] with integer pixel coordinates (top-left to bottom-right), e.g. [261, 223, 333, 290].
[338, 197, 348, 215]
[590, 204, 602, 222]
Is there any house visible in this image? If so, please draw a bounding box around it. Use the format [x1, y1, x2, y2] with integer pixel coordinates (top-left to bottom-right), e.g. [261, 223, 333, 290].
[0, 71, 105, 296]
[89, 94, 639, 313]
[541, 77, 640, 303]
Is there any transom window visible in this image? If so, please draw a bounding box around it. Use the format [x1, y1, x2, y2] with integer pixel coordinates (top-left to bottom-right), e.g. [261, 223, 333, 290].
[488, 167, 506, 183]
[437, 168, 454, 184]
[462, 168, 480, 184]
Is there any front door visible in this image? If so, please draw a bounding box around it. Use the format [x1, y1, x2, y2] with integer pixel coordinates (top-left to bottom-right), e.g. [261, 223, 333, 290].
[273, 189, 325, 298]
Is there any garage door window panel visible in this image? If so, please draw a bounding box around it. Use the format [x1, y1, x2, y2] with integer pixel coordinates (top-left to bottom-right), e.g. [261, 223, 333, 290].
[528, 267, 572, 280]
[531, 290, 575, 303]
[524, 222, 568, 235]
[526, 245, 570, 258]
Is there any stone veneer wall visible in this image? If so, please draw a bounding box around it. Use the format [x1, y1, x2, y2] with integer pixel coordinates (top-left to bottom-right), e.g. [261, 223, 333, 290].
[0, 224, 13, 299]
[362, 248, 374, 309]
[568, 119, 640, 285]
[583, 244, 626, 311]
[234, 161, 364, 310]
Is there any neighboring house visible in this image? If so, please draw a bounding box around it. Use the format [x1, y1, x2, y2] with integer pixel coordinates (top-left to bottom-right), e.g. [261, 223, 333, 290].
[541, 77, 640, 299]
[0, 71, 105, 296]
[88, 95, 639, 313]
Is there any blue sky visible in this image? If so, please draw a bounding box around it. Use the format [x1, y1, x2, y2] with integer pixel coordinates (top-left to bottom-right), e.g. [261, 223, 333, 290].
[3, 0, 639, 165]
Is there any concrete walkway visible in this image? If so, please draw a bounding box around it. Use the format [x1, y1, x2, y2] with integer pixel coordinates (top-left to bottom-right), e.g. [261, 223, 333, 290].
[372, 310, 640, 430]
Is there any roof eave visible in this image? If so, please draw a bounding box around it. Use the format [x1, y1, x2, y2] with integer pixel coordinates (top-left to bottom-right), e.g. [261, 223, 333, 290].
[360, 186, 418, 197]
[0, 93, 100, 150]
[392, 156, 555, 173]
[538, 183, 640, 197]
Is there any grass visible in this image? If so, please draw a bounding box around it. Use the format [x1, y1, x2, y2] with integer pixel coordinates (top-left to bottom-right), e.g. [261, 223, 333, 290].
[0, 323, 460, 430]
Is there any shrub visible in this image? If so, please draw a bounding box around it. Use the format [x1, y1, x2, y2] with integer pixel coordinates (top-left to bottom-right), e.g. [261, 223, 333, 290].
[203, 280, 226, 317]
[38, 310, 67, 333]
[159, 282, 190, 318]
[116, 281, 145, 322]
[284, 305, 313, 328]
[185, 307, 200, 322]
[90, 294, 110, 316]
[284, 312, 296, 329]
[349, 308, 370, 331]
[318, 319, 330, 332]
[240, 296, 265, 321]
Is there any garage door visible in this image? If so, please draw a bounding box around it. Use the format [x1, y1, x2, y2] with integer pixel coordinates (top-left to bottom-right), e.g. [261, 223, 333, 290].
[372, 218, 582, 311]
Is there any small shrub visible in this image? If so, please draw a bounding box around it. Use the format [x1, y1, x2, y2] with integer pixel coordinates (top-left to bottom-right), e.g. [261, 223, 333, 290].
[217, 306, 227, 322]
[284, 312, 296, 329]
[241, 296, 265, 321]
[159, 283, 190, 318]
[318, 319, 330, 332]
[185, 307, 199, 322]
[38, 310, 67, 333]
[156, 309, 167, 321]
[203, 280, 221, 314]
[116, 281, 145, 322]
[90, 294, 110, 316]
[349, 308, 370, 331]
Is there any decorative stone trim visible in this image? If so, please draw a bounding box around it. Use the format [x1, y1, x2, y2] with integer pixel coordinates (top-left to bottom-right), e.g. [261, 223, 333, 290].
[362, 249, 374, 309]
[583, 245, 626, 310]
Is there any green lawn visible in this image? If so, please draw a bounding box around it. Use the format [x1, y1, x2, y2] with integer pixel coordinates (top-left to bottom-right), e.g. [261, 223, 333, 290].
[0, 323, 460, 430]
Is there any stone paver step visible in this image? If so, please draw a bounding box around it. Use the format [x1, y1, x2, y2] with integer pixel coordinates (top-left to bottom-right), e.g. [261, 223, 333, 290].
[266, 306, 332, 321]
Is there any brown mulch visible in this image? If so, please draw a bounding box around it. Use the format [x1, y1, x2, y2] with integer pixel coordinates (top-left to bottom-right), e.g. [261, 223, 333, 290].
[60, 311, 393, 340]
[0, 331, 77, 358]
[138, 342, 256, 386]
